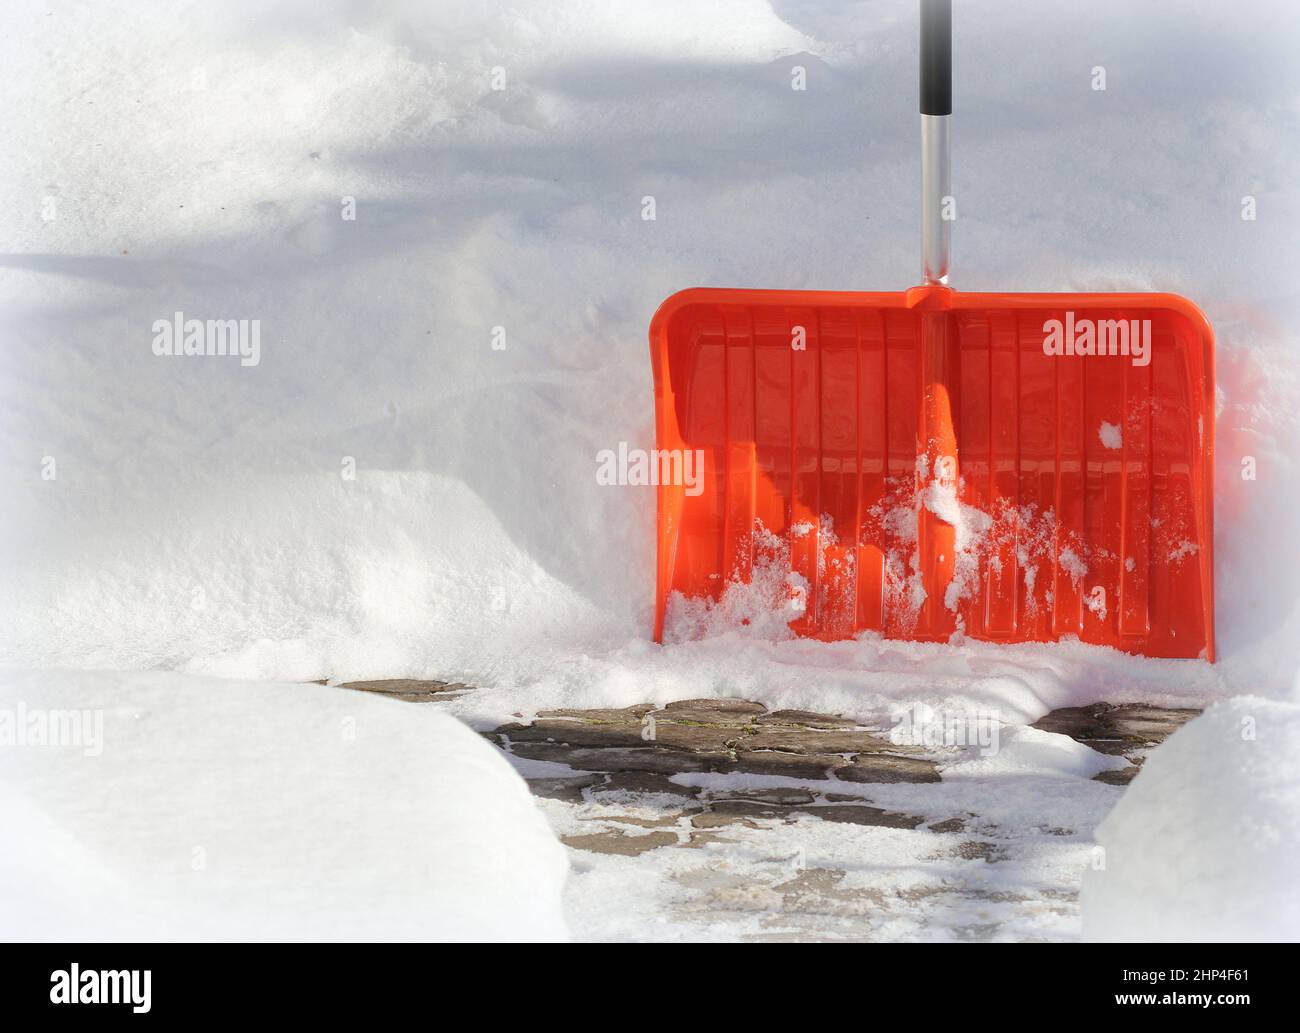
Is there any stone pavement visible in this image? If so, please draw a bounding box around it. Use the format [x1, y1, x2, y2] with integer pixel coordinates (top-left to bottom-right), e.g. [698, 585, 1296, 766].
[1030, 702, 1200, 784]
[337, 679, 1200, 940]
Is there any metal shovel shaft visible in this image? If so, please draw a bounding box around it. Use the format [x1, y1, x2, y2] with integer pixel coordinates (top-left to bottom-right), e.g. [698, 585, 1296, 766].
[920, 0, 952, 285]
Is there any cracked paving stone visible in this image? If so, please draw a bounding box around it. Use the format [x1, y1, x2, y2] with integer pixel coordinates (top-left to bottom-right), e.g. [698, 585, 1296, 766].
[503, 719, 649, 749]
[691, 800, 923, 831]
[590, 770, 702, 801]
[492, 701, 937, 785]
[1092, 766, 1141, 786]
[662, 697, 767, 719]
[756, 709, 859, 730]
[689, 800, 824, 829]
[561, 829, 679, 856]
[1032, 702, 1200, 756]
[337, 678, 471, 702]
[774, 867, 886, 908]
[582, 811, 690, 829]
[640, 722, 755, 752]
[690, 806, 781, 830]
[508, 742, 735, 774]
[525, 774, 603, 803]
[536, 704, 655, 723]
[506, 717, 735, 753]
[736, 726, 915, 756]
[678, 830, 732, 849]
[710, 786, 816, 806]
[955, 840, 1012, 863]
[809, 805, 924, 829]
[836, 753, 942, 783]
[730, 750, 845, 779]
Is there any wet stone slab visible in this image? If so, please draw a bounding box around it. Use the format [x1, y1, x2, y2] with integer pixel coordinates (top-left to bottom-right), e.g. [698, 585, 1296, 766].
[592, 770, 703, 801]
[1030, 702, 1201, 784]
[689, 799, 923, 831]
[510, 742, 736, 775]
[838, 753, 943, 784]
[529, 767, 931, 845]
[337, 678, 472, 702]
[1092, 766, 1141, 786]
[490, 699, 941, 784]
[499, 700, 947, 856]
[560, 829, 680, 856]
[1032, 702, 1200, 756]
[525, 774, 604, 804]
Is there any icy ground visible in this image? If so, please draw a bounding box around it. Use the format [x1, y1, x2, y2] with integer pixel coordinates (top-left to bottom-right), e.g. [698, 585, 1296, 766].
[484, 694, 1140, 942]
[2, 0, 1299, 940]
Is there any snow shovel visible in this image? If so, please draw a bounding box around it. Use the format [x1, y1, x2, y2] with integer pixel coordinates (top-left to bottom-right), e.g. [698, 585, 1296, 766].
[649, 0, 1215, 659]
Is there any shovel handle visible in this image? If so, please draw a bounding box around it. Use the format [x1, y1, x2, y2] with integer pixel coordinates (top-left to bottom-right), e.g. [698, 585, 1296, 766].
[920, 0, 951, 284]
[920, 0, 952, 116]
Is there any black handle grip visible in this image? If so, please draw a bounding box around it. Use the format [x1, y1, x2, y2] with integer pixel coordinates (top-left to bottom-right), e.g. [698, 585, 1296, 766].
[920, 0, 951, 116]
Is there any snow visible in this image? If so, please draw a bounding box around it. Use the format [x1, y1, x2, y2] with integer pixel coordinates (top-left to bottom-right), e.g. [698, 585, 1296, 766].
[0, 669, 569, 941]
[1, 0, 1299, 941]
[946, 724, 1128, 783]
[1081, 696, 1300, 942]
[2, 0, 1298, 715]
[664, 524, 808, 642]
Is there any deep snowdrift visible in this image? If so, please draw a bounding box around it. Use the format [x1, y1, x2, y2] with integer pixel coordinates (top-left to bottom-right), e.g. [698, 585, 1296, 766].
[2, 0, 1298, 722]
[1081, 695, 1300, 942]
[0, 669, 569, 941]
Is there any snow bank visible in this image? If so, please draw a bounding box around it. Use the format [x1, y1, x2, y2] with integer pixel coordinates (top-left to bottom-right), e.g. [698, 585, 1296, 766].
[945, 724, 1128, 783]
[1, 0, 1299, 715]
[0, 670, 569, 941]
[1081, 696, 1300, 942]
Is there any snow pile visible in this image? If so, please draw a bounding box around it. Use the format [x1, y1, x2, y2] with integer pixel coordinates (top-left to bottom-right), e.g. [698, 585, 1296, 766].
[0, 0, 1298, 713]
[0, 670, 569, 941]
[664, 524, 808, 643]
[945, 724, 1129, 783]
[1081, 696, 1300, 942]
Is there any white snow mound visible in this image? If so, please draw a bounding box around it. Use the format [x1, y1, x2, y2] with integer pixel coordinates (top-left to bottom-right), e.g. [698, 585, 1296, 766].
[0, 670, 569, 941]
[1081, 696, 1300, 942]
[946, 724, 1128, 782]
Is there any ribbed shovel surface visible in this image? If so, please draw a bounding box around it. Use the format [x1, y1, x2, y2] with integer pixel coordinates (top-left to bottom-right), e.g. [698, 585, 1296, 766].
[650, 285, 1214, 660]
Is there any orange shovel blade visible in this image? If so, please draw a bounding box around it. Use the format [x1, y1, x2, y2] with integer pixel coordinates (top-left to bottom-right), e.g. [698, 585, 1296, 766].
[649, 285, 1215, 660]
